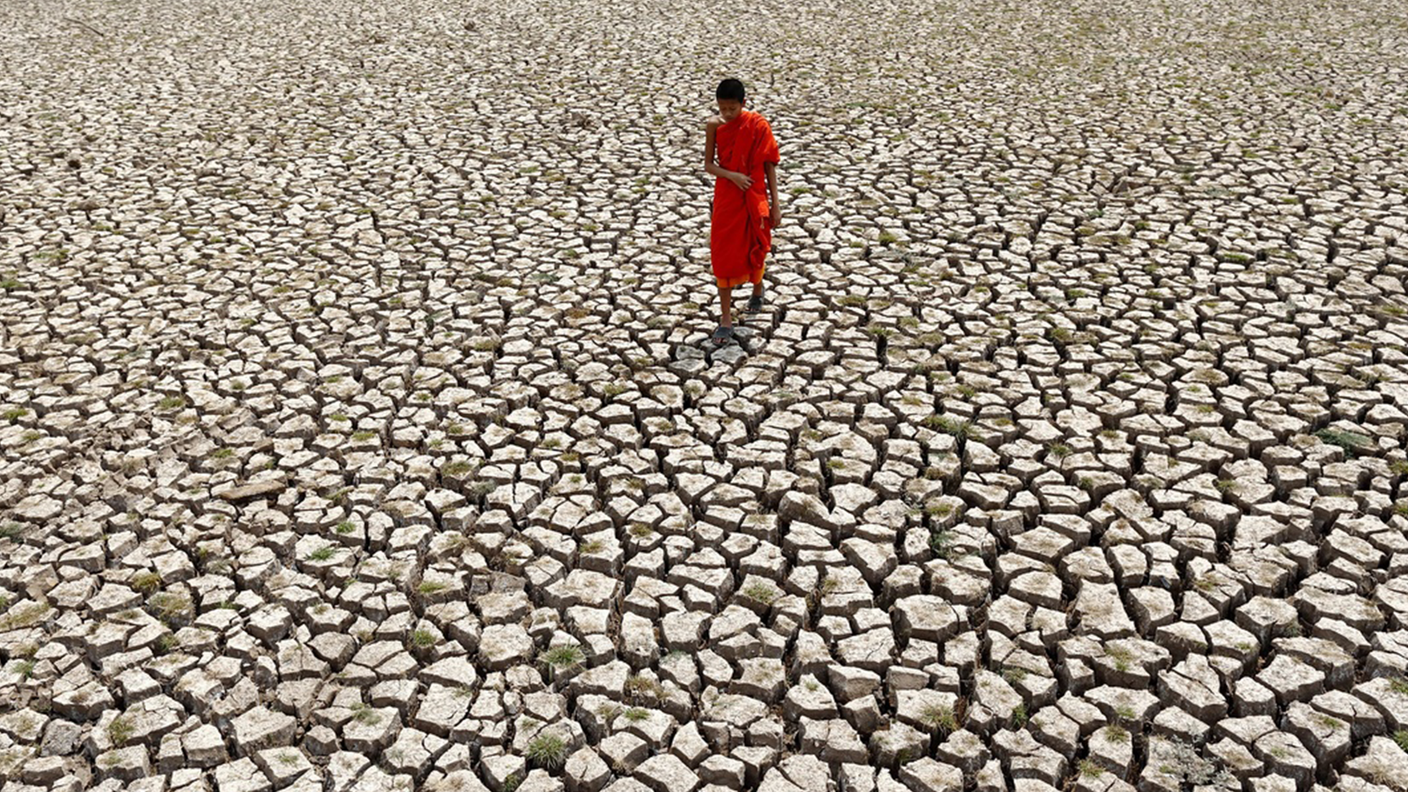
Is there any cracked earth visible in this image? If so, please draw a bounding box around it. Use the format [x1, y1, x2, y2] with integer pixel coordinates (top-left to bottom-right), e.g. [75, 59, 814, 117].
[3, 0, 1408, 791]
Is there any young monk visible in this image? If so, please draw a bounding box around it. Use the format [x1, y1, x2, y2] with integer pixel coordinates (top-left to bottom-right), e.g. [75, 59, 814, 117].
[704, 78, 780, 345]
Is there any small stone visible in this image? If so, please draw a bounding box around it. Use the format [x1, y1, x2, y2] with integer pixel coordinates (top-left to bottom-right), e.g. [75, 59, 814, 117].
[216, 477, 287, 503]
[634, 753, 700, 792]
[231, 706, 296, 755]
[896, 757, 962, 792]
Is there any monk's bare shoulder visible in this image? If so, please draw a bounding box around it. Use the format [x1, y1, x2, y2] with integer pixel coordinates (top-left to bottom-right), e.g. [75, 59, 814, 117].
[704, 115, 724, 131]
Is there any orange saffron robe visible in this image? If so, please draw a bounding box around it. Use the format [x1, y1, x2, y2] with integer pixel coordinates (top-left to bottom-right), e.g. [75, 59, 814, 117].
[710, 110, 780, 289]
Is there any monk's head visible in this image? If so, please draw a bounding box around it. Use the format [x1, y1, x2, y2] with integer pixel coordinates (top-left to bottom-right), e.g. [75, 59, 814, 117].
[716, 78, 745, 123]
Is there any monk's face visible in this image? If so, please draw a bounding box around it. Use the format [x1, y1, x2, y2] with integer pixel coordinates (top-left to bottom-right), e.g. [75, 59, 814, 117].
[717, 99, 744, 124]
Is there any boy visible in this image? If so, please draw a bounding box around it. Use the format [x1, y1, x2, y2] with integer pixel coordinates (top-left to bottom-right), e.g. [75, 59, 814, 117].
[704, 78, 780, 345]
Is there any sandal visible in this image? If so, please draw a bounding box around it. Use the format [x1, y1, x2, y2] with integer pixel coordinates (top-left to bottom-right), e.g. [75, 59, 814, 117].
[712, 325, 734, 345]
[745, 295, 764, 314]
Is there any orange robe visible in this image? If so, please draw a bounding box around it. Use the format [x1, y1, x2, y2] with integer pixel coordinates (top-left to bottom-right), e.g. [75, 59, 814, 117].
[710, 111, 780, 289]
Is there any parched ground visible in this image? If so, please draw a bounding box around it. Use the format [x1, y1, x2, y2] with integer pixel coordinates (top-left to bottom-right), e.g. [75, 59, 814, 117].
[3, 0, 1408, 790]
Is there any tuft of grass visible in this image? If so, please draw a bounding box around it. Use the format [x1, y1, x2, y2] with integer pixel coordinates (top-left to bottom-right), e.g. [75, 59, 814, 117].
[1079, 759, 1104, 778]
[919, 704, 957, 733]
[623, 707, 650, 722]
[157, 395, 186, 411]
[130, 572, 162, 594]
[0, 602, 51, 631]
[540, 645, 585, 670]
[11, 659, 36, 680]
[1388, 677, 1408, 695]
[417, 580, 447, 595]
[306, 545, 336, 562]
[625, 675, 665, 702]
[926, 499, 955, 516]
[350, 703, 381, 725]
[923, 415, 973, 438]
[410, 629, 436, 648]
[929, 528, 957, 559]
[154, 633, 178, 656]
[742, 583, 781, 606]
[442, 460, 475, 477]
[1047, 442, 1071, 458]
[1010, 704, 1027, 729]
[1394, 730, 1408, 753]
[149, 593, 191, 623]
[525, 733, 568, 771]
[1314, 713, 1343, 730]
[336, 521, 356, 534]
[108, 716, 134, 746]
[1315, 428, 1372, 456]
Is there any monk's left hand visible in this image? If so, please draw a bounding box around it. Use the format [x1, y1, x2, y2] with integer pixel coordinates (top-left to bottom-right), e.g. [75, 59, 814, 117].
[769, 205, 782, 228]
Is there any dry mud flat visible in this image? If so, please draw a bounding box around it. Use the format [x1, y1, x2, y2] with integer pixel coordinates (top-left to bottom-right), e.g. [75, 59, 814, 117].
[3, 0, 1408, 791]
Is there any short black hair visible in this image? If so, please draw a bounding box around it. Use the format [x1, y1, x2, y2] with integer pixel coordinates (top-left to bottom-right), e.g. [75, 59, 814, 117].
[716, 78, 745, 102]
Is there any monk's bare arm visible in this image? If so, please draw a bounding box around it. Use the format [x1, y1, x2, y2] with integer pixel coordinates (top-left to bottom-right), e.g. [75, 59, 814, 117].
[703, 118, 750, 189]
[703, 122, 724, 177]
[765, 162, 780, 224]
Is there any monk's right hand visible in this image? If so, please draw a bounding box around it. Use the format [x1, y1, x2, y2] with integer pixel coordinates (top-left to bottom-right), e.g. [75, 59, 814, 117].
[730, 172, 753, 191]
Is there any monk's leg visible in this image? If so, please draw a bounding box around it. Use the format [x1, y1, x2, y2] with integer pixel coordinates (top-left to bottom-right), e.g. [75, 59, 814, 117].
[747, 263, 765, 311]
[718, 286, 733, 327]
